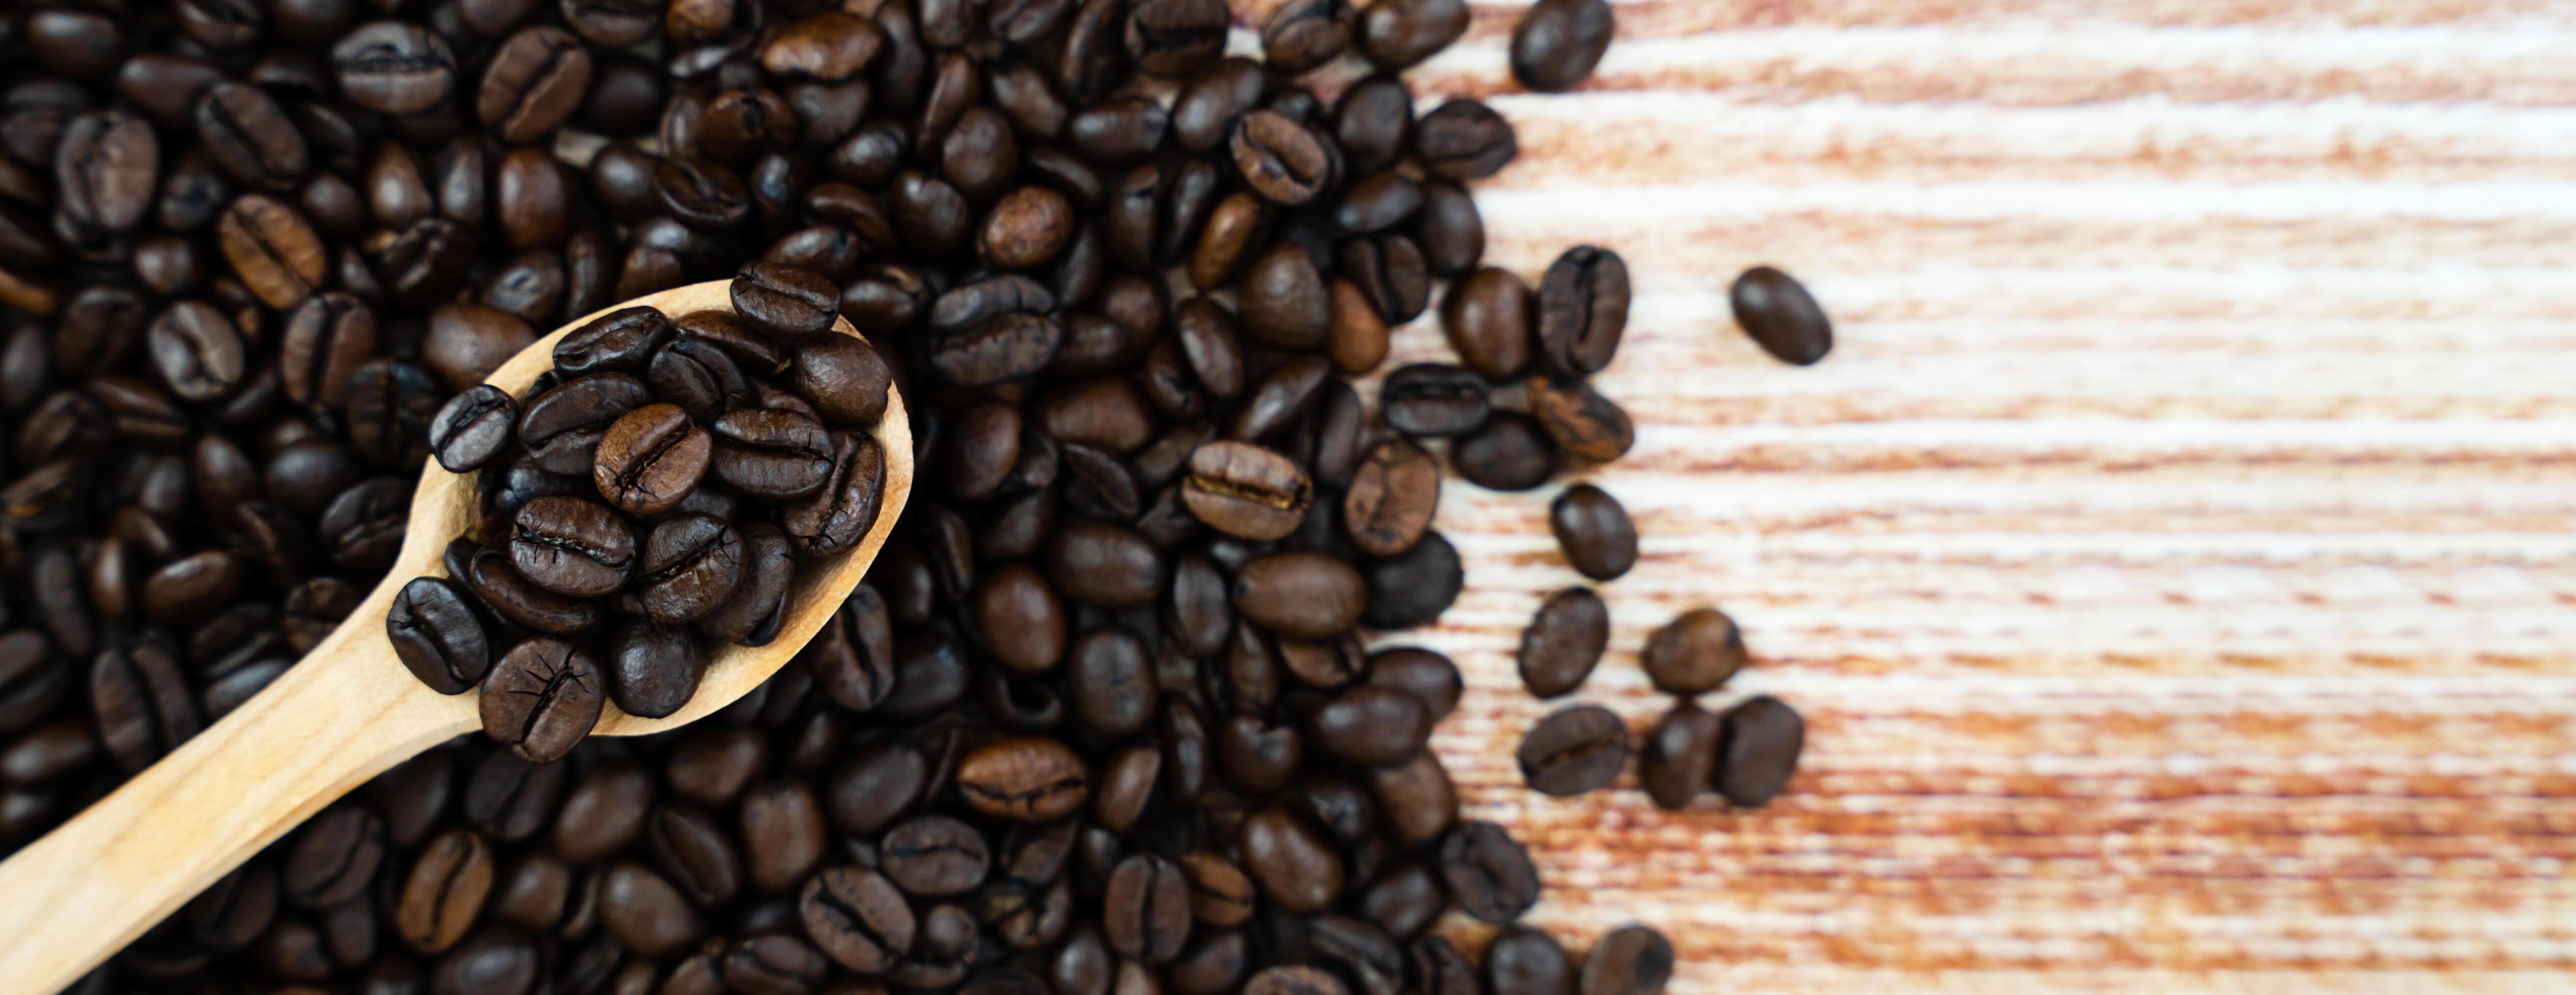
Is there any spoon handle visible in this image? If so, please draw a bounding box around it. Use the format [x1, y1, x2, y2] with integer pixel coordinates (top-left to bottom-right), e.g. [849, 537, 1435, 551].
[0, 570, 475, 995]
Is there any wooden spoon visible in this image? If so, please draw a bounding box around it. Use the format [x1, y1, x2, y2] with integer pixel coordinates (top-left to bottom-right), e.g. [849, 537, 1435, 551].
[0, 280, 914, 993]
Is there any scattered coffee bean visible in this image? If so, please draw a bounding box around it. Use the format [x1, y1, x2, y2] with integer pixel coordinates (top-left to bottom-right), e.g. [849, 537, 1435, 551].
[1718, 695, 1803, 808]
[1517, 703, 1630, 796]
[1641, 606, 1747, 695]
[1730, 264, 1832, 365]
[1549, 484, 1638, 580]
[1518, 587, 1609, 698]
[1580, 925, 1674, 995]
[1511, 0, 1616, 92]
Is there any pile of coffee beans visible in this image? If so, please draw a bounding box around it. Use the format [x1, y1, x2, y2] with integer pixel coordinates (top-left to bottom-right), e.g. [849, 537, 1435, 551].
[388, 262, 894, 762]
[0, 0, 1769, 987]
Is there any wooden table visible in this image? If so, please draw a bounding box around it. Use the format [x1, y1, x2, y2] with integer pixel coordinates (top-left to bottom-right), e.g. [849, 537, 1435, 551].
[1325, 1, 2576, 990]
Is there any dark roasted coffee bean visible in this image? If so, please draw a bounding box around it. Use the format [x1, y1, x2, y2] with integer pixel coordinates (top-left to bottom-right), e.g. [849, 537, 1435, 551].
[1483, 928, 1573, 995]
[1231, 111, 1332, 207]
[1518, 587, 1607, 697]
[555, 306, 674, 377]
[1380, 364, 1489, 438]
[723, 932, 829, 995]
[388, 578, 490, 694]
[1262, 0, 1353, 73]
[1312, 685, 1430, 765]
[1730, 264, 1832, 365]
[1718, 695, 1802, 808]
[284, 806, 386, 909]
[601, 619, 700, 719]
[958, 736, 1091, 822]
[883, 815, 990, 897]
[1415, 99, 1517, 180]
[196, 83, 308, 192]
[638, 513, 744, 624]
[467, 549, 601, 635]
[1237, 804, 1341, 913]
[1340, 439, 1438, 559]
[1362, 530, 1462, 629]
[1357, 0, 1467, 69]
[1537, 246, 1629, 376]
[1125, 0, 1228, 76]
[598, 862, 706, 958]
[1641, 606, 1745, 694]
[0, 633, 70, 734]
[1528, 376, 1634, 464]
[89, 641, 203, 772]
[1516, 703, 1628, 796]
[480, 27, 591, 145]
[1367, 647, 1462, 720]
[333, 22, 459, 115]
[519, 373, 651, 475]
[1453, 413, 1558, 492]
[802, 866, 913, 973]
[1549, 483, 1636, 580]
[426, 385, 517, 473]
[509, 495, 635, 598]
[1513, 0, 1614, 90]
[782, 431, 887, 559]
[144, 300, 248, 403]
[1232, 552, 1365, 639]
[480, 637, 604, 763]
[1638, 700, 1719, 811]
[595, 404, 712, 516]
[791, 333, 894, 425]
[696, 523, 794, 647]
[1579, 926, 1671, 995]
[1331, 76, 1412, 177]
[1438, 821, 1537, 923]
[56, 111, 159, 242]
[1104, 853, 1192, 963]
[1440, 266, 1531, 379]
[220, 193, 327, 310]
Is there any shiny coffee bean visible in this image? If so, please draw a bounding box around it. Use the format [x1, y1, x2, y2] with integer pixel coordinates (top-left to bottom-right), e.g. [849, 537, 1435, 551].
[1729, 264, 1832, 365]
[1718, 695, 1803, 808]
[387, 578, 490, 695]
[595, 404, 712, 516]
[1438, 821, 1538, 923]
[1452, 413, 1558, 493]
[479, 637, 605, 763]
[1516, 703, 1628, 796]
[1638, 700, 1720, 811]
[1641, 606, 1746, 694]
[1548, 484, 1636, 580]
[1517, 587, 1607, 698]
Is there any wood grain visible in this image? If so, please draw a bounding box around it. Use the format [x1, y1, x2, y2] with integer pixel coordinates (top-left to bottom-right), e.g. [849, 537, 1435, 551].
[1279, 2, 2576, 990]
[0, 283, 913, 995]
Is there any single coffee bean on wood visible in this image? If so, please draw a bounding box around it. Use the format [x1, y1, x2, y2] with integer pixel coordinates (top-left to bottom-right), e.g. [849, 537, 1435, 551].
[1516, 703, 1630, 796]
[1730, 264, 1834, 365]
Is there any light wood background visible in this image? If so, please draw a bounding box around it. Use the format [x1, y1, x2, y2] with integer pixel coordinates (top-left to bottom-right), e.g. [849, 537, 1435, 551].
[1267, 1, 2576, 990]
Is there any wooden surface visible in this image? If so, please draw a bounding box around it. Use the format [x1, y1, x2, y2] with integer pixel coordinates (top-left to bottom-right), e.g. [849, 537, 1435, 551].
[0, 282, 912, 995]
[1300, 2, 2576, 991]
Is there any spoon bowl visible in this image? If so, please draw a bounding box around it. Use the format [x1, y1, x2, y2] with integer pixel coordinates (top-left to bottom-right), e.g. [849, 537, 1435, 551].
[0, 280, 912, 994]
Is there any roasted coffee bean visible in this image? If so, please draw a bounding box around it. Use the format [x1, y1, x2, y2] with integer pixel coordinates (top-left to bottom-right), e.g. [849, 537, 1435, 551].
[706, 407, 833, 500]
[1341, 233, 1429, 325]
[636, 514, 744, 624]
[427, 385, 518, 473]
[1104, 853, 1192, 963]
[468, 549, 602, 635]
[1718, 695, 1802, 808]
[479, 638, 604, 763]
[388, 578, 491, 695]
[605, 619, 702, 719]
[740, 778, 829, 891]
[555, 306, 674, 377]
[1340, 439, 1439, 559]
[1312, 686, 1430, 765]
[1070, 97, 1171, 166]
[595, 404, 712, 516]
[144, 300, 249, 404]
[1641, 606, 1746, 694]
[1452, 413, 1558, 493]
[957, 736, 1091, 822]
[1415, 100, 1518, 181]
[1537, 246, 1628, 376]
[1516, 704, 1628, 796]
[1182, 442, 1313, 541]
[1238, 805, 1342, 913]
[1439, 821, 1538, 923]
[90, 642, 203, 772]
[1512, 0, 1614, 90]
[333, 22, 458, 115]
[701, 524, 796, 647]
[1362, 529, 1463, 630]
[1730, 264, 1832, 365]
[196, 83, 308, 192]
[1528, 377, 1633, 464]
[1579, 926, 1672, 995]
[1379, 364, 1488, 438]
[1638, 700, 1719, 811]
[782, 431, 887, 559]
[519, 373, 652, 475]
[656, 157, 754, 230]
[397, 829, 494, 954]
[1548, 484, 1638, 580]
[220, 193, 327, 310]
[598, 862, 706, 958]
[1126, 0, 1229, 76]
[284, 806, 387, 909]
[1518, 587, 1607, 698]
[1357, 0, 1467, 69]
[883, 815, 991, 897]
[1249, 966, 1350, 995]
[1264, 0, 1354, 73]
[56, 110, 159, 242]
[1366, 647, 1462, 721]
[801, 866, 914, 973]
[1233, 552, 1365, 639]
[1483, 928, 1573, 995]
[791, 333, 894, 425]
[510, 495, 636, 598]
[480, 27, 592, 145]
[1232, 111, 1333, 208]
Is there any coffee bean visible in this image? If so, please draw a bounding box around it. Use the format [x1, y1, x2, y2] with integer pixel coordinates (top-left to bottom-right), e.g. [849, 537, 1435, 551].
[598, 862, 706, 958]
[1312, 686, 1430, 766]
[519, 373, 652, 476]
[593, 404, 711, 517]
[1483, 927, 1573, 995]
[555, 306, 675, 378]
[1528, 377, 1634, 465]
[958, 736, 1091, 822]
[388, 578, 491, 694]
[1535, 247, 1629, 377]
[1357, 0, 1467, 69]
[219, 193, 326, 310]
[1579, 926, 1672, 995]
[781, 430, 887, 559]
[1380, 364, 1489, 438]
[1531, 469, 1636, 572]
[426, 385, 517, 474]
[479, 27, 592, 145]
[1517, 703, 1628, 796]
[1232, 552, 1365, 639]
[195, 83, 308, 193]
[1232, 111, 1333, 208]
[1239, 804, 1342, 913]
[1361, 529, 1461, 630]
[333, 22, 458, 115]
[1104, 853, 1192, 963]
[1641, 606, 1745, 695]
[1638, 700, 1719, 811]
[790, 333, 894, 425]
[55, 111, 158, 243]
[1730, 264, 1832, 365]
[656, 157, 753, 230]
[802, 866, 914, 973]
[1717, 695, 1802, 808]
[883, 815, 991, 897]
[479, 637, 604, 763]
[1517, 587, 1607, 697]
[1453, 413, 1558, 493]
[1440, 266, 1531, 380]
[1439, 821, 1538, 923]
[1510, 0, 1615, 91]
[396, 829, 494, 955]
[1260, 0, 1353, 73]
[1181, 441, 1313, 541]
[283, 806, 387, 909]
